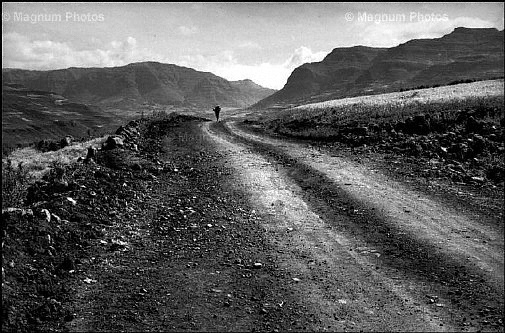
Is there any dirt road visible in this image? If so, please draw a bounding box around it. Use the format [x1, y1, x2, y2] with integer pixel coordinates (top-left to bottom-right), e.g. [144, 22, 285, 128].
[201, 119, 504, 331]
[63, 115, 503, 332]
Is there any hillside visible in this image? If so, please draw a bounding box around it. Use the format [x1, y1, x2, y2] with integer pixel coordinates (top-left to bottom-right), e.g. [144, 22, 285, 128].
[253, 27, 504, 109]
[2, 62, 276, 109]
[248, 79, 504, 187]
[2, 83, 120, 153]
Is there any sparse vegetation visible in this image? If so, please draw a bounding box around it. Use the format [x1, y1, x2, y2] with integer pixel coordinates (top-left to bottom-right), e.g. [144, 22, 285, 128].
[264, 96, 504, 139]
[259, 80, 503, 136]
[4, 136, 108, 180]
[279, 79, 503, 119]
[2, 159, 32, 209]
[399, 76, 504, 92]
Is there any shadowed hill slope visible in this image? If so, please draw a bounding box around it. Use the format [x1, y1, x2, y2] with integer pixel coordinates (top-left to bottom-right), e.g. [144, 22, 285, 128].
[2, 62, 276, 109]
[2, 83, 120, 152]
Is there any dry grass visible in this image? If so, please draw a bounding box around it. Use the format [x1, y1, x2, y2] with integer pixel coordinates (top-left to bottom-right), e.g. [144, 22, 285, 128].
[266, 79, 504, 124]
[4, 136, 108, 180]
[260, 79, 504, 130]
[296, 79, 503, 110]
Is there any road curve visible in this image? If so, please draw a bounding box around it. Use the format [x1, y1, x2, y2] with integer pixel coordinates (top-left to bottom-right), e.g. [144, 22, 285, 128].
[200, 119, 504, 332]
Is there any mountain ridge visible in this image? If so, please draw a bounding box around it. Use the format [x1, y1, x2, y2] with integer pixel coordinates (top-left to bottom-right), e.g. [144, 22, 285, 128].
[2, 61, 276, 109]
[252, 27, 504, 109]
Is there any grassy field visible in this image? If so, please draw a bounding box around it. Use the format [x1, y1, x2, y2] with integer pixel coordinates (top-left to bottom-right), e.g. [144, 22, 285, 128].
[260, 79, 504, 126]
[3, 136, 108, 181]
[2, 135, 107, 209]
[256, 80, 503, 139]
[296, 80, 503, 109]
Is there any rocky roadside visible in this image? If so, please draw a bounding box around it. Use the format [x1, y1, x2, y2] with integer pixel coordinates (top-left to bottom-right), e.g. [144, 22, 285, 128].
[263, 99, 504, 189]
[248, 101, 504, 225]
[2, 113, 318, 332]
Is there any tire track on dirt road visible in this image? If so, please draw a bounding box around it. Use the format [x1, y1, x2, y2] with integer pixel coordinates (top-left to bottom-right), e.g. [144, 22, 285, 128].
[227, 121, 504, 287]
[202, 120, 504, 331]
[202, 122, 454, 332]
[229, 122, 504, 288]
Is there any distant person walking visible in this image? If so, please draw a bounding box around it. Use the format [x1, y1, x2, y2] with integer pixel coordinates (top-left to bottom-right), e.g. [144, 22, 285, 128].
[213, 105, 221, 122]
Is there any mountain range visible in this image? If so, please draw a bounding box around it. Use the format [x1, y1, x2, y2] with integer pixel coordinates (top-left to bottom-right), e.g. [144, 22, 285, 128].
[2, 27, 504, 151]
[253, 27, 504, 108]
[2, 62, 276, 109]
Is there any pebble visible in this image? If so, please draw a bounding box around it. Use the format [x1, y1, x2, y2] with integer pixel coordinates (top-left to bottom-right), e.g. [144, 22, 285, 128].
[51, 213, 62, 223]
[40, 209, 51, 222]
[66, 197, 77, 206]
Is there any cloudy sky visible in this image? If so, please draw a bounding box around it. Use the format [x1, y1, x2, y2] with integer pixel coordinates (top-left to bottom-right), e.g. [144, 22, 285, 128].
[2, 2, 504, 89]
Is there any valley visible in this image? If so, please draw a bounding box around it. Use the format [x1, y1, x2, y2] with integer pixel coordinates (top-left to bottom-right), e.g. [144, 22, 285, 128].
[2, 24, 504, 333]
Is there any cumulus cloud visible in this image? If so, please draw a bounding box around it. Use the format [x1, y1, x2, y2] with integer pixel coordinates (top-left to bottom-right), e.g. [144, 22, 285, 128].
[2, 32, 327, 89]
[178, 46, 329, 89]
[2, 32, 168, 69]
[282, 46, 327, 69]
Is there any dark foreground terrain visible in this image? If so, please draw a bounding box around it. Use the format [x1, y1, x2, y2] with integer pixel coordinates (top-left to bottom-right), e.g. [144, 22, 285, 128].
[2, 112, 503, 332]
[3, 114, 321, 332]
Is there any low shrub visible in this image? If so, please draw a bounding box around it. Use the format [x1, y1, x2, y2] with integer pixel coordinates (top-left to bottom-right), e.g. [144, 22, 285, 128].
[2, 159, 32, 209]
